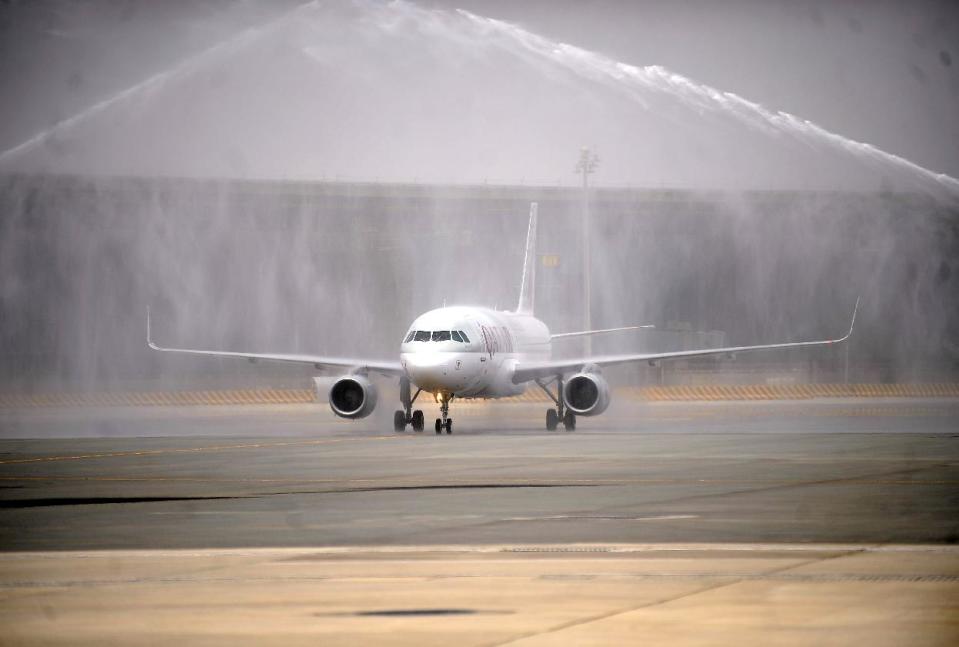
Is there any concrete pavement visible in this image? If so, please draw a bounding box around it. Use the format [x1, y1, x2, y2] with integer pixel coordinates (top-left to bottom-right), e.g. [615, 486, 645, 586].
[0, 399, 957, 644]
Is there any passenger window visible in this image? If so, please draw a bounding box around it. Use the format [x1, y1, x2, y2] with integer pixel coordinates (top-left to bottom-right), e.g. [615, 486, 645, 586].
[451, 331, 463, 342]
[404, 331, 415, 343]
[432, 330, 451, 342]
[458, 331, 470, 343]
[414, 330, 431, 342]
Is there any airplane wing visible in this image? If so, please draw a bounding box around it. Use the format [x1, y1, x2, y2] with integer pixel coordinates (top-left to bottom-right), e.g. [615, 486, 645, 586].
[513, 299, 858, 384]
[147, 310, 404, 377]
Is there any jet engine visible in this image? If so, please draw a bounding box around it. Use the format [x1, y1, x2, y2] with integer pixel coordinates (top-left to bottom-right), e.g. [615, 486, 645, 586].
[562, 370, 611, 417]
[328, 374, 378, 419]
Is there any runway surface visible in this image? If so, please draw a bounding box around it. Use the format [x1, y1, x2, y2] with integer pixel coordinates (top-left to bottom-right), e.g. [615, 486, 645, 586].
[1, 399, 957, 645]
[1, 399, 957, 550]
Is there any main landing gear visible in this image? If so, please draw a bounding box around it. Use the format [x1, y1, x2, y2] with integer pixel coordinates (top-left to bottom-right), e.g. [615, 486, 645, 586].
[394, 377, 425, 432]
[536, 375, 576, 431]
[434, 394, 453, 434]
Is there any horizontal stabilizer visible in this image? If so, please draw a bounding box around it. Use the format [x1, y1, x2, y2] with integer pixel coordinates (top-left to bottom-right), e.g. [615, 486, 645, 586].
[551, 325, 654, 340]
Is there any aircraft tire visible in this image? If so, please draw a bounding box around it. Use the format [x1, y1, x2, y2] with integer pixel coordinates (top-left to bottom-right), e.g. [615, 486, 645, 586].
[412, 410, 424, 432]
[563, 411, 576, 431]
[446, 418, 453, 434]
[393, 410, 406, 432]
[435, 418, 442, 434]
[546, 409, 559, 431]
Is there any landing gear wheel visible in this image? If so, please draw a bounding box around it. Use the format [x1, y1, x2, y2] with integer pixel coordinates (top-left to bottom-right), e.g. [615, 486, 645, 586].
[546, 408, 559, 431]
[563, 411, 576, 431]
[393, 410, 406, 432]
[411, 410, 424, 432]
[435, 394, 454, 435]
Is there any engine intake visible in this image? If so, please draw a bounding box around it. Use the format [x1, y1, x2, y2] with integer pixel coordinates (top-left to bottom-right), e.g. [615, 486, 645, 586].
[563, 371, 611, 417]
[328, 374, 378, 419]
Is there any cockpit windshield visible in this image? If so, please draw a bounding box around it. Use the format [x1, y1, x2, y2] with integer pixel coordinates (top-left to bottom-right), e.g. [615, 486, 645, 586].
[405, 330, 471, 343]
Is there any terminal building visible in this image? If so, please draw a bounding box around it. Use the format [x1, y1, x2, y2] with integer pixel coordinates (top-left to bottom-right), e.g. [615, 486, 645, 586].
[1, 173, 956, 393]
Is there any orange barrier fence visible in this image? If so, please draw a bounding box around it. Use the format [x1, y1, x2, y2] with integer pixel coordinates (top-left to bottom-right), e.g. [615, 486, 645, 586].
[0, 384, 957, 408]
[630, 383, 959, 401]
[0, 389, 315, 408]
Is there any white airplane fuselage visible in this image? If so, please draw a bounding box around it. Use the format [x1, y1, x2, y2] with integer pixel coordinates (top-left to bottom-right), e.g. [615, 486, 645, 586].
[400, 306, 549, 399]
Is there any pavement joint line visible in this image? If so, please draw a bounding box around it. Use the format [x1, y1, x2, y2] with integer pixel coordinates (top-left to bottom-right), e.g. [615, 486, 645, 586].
[0, 435, 399, 465]
[364, 467, 955, 546]
[489, 544, 869, 646]
[386, 463, 959, 542]
[579, 462, 959, 514]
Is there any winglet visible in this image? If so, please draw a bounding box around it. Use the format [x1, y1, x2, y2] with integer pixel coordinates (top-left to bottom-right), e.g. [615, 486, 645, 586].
[516, 202, 538, 315]
[843, 296, 860, 341]
[146, 306, 158, 350]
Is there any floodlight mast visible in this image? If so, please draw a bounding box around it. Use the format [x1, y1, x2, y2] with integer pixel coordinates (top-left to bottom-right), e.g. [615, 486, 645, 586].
[576, 147, 599, 355]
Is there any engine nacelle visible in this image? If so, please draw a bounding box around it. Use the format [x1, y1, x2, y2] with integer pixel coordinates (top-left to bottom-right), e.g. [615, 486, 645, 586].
[563, 371, 611, 417]
[328, 374, 378, 419]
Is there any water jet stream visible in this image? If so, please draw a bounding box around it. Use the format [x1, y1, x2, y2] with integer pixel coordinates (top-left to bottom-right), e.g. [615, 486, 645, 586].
[2, 0, 955, 200]
[0, 1, 320, 166]
[449, 7, 959, 198]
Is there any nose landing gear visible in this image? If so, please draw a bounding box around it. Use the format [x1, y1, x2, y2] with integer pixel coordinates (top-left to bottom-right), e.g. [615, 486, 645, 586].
[434, 393, 453, 434]
[394, 377, 424, 432]
[537, 375, 576, 431]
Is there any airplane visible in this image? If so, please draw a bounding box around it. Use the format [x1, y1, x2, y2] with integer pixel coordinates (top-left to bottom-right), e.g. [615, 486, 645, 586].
[148, 203, 858, 434]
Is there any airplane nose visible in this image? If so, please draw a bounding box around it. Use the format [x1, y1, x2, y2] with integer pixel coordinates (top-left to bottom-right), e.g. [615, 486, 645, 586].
[403, 353, 451, 389]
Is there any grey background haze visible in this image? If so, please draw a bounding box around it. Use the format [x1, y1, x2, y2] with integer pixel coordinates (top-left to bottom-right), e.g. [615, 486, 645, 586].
[0, 1, 957, 395]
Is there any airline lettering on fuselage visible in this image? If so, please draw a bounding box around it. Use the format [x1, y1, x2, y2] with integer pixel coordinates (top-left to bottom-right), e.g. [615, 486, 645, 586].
[480, 325, 514, 358]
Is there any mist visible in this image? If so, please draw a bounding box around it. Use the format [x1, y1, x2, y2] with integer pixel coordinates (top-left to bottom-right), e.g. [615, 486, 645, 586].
[0, 0, 957, 394]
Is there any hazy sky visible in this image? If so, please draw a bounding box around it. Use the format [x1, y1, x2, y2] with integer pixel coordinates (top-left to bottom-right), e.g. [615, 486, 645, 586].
[0, 0, 955, 190]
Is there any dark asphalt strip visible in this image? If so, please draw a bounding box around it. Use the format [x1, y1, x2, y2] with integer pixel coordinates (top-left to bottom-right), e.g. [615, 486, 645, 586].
[0, 496, 247, 508]
[0, 484, 601, 508]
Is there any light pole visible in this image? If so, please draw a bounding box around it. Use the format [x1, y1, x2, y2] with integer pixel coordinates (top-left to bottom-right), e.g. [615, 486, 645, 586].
[575, 147, 599, 355]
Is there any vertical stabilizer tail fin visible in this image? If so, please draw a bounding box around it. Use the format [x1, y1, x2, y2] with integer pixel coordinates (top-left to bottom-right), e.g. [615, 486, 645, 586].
[516, 202, 538, 315]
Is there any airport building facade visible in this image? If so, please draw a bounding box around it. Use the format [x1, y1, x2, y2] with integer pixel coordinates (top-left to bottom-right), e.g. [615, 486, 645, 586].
[1, 174, 956, 392]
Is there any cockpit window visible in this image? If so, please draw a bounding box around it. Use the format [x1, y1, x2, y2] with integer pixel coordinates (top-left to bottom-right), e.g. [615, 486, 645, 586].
[409, 330, 469, 342]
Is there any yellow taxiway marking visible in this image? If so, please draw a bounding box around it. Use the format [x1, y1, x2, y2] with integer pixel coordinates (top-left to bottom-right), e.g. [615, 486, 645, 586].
[0, 436, 399, 465]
